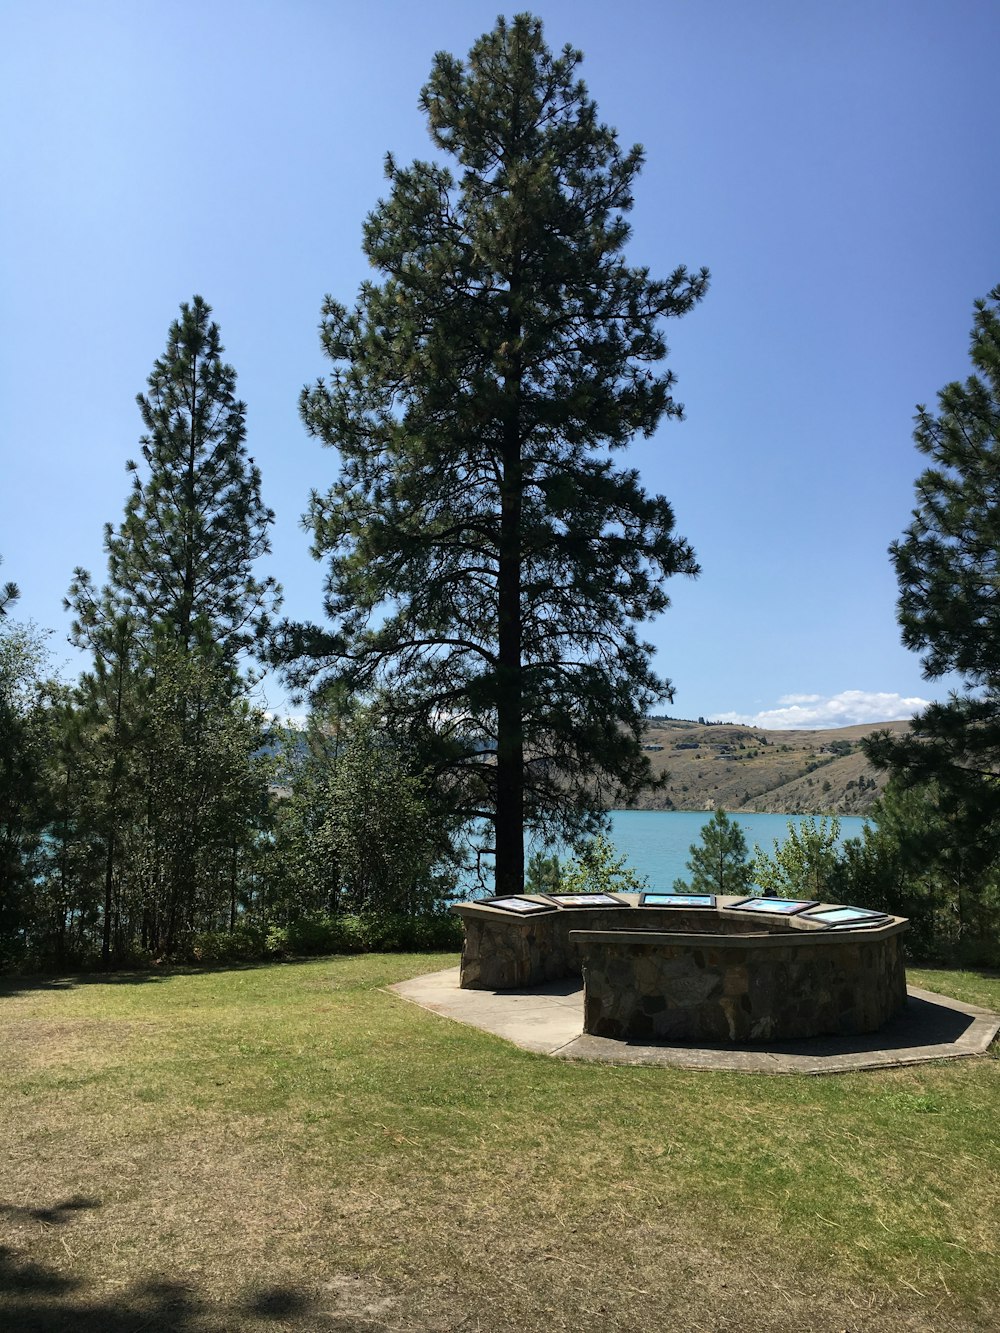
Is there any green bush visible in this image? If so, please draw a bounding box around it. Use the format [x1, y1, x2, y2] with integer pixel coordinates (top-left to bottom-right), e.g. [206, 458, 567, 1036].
[189, 923, 269, 964]
[4, 910, 463, 975]
[264, 911, 462, 959]
[557, 834, 648, 895]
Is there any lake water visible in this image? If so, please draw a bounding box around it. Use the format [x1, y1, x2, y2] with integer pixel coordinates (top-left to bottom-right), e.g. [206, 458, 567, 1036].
[600, 809, 869, 889]
[459, 809, 869, 895]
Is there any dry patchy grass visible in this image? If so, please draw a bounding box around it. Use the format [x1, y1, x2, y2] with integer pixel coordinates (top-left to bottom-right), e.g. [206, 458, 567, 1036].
[0, 954, 997, 1331]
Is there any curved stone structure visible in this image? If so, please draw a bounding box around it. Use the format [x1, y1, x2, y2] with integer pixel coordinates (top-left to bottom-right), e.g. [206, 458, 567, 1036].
[451, 895, 908, 1044]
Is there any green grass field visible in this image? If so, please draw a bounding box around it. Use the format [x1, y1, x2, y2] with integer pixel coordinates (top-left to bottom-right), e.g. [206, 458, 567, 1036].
[1, 955, 997, 1332]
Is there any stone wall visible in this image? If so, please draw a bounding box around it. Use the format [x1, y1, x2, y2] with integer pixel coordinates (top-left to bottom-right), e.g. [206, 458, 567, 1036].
[455, 904, 767, 990]
[574, 927, 908, 1042]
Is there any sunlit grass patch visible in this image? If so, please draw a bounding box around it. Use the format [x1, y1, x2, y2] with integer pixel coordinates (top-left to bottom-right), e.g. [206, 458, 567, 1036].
[0, 954, 997, 1331]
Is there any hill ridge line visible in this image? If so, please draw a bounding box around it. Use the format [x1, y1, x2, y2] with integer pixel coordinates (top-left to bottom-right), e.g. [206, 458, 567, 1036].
[633, 717, 909, 816]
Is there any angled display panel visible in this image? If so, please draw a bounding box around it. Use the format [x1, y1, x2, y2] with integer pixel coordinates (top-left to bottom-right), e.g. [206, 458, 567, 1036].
[543, 893, 630, 908]
[729, 897, 818, 916]
[640, 892, 716, 908]
[483, 896, 557, 915]
[804, 906, 891, 927]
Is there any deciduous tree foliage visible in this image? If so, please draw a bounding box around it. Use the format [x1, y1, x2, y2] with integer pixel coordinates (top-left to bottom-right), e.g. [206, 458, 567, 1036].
[268, 700, 461, 921]
[290, 14, 707, 895]
[0, 622, 53, 952]
[865, 285, 1000, 808]
[751, 816, 841, 900]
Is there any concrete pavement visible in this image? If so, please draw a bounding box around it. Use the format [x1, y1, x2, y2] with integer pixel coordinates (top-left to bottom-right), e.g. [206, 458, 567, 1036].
[388, 966, 1000, 1075]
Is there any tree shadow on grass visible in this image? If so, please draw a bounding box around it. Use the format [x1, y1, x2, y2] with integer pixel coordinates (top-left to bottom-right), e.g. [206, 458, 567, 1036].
[0, 958, 300, 1000]
[0, 1194, 394, 1332]
[0, 1251, 381, 1332]
[0, 1196, 101, 1227]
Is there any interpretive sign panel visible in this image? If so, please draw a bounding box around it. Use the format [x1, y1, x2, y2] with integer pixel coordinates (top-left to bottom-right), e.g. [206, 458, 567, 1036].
[483, 897, 556, 915]
[640, 892, 716, 908]
[543, 893, 630, 908]
[803, 906, 890, 927]
[730, 897, 818, 916]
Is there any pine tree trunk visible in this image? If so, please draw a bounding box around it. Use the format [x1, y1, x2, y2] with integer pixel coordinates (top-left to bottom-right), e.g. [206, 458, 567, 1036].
[495, 400, 524, 898]
[103, 646, 127, 967]
[101, 833, 115, 967]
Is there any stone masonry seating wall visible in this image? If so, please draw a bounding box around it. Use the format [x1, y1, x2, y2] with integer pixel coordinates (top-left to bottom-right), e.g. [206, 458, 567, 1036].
[575, 928, 907, 1042]
[456, 904, 768, 990]
[452, 896, 909, 1044]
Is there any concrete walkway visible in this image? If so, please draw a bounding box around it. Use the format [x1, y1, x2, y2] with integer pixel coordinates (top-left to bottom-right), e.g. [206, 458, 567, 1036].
[388, 967, 1000, 1075]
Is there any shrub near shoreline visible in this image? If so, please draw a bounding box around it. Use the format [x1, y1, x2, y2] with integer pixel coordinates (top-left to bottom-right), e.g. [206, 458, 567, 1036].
[191, 912, 465, 965]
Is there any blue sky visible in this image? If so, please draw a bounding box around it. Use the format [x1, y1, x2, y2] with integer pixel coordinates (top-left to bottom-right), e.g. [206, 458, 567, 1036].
[2, 0, 997, 728]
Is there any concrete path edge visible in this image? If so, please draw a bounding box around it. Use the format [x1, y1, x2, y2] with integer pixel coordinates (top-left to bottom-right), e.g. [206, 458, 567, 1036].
[387, 966, 1000, 1076]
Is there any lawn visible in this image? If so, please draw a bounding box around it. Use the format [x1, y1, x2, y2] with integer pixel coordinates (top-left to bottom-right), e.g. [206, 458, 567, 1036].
[0, 955, 997, 1331]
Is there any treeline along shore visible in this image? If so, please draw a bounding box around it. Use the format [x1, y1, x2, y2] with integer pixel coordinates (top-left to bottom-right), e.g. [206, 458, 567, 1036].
[630, 718, 911, 816]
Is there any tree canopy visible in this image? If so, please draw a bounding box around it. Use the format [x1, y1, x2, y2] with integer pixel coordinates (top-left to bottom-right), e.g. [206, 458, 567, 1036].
[674, 808, 751, 896]
[63, 297, 279, 959]
[751, 816, 841, 900]
[287, 14, 708, 895]
[0, 557, 19, 618]
[71, 296, 280, 668]
[865, 284, 1000, 808]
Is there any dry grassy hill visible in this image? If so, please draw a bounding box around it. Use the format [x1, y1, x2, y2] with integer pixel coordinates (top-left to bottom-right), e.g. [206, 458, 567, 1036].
[632, 717, 912, 815]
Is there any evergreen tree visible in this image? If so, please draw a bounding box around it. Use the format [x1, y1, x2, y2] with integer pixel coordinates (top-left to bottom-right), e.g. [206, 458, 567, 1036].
[834, 779, 1000, 963]
[0, 557, 19, 618]
[674, 808, 751, 896]
[865, 284, 1000, 809]
[132, 647, 273, 952]
[524, 848, 563, 895]
[29, 689, 106, 965]
[64, 588, 145, 964]
[66, 297, 280, 957]
[92, 295, 279, 664]
[289, 15, 707, 895]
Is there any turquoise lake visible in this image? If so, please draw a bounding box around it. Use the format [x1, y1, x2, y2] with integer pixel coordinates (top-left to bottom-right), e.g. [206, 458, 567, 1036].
[540, 809, 868, 890]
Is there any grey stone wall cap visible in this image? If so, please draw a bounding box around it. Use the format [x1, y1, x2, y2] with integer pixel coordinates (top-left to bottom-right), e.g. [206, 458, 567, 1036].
[569, 920, 909, 948]
[451, 897, 554, 920]
[452, 894, 907, 934]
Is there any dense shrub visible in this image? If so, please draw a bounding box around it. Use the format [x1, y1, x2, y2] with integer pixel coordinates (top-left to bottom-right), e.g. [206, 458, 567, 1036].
[189, 923, 270, 964]
[264, 911, 462, 959]
[831, 782, 1000, 968]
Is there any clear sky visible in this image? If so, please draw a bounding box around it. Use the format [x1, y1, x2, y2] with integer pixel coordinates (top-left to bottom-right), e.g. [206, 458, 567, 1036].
[2, 0, 997, 728]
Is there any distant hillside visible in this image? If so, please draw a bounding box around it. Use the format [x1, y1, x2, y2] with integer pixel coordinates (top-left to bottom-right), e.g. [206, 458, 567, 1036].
[631, 718, 912, 816]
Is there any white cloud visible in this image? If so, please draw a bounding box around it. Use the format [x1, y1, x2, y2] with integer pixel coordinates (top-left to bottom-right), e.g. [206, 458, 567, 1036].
[716, 690, 931, 730]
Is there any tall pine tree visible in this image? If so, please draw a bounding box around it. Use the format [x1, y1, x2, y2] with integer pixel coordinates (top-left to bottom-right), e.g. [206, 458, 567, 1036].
[861, 284, 1000, 958]
[65, 595, 142, 964]
[68, 297, 279, 955]
[289, 15, 707, 895]
[104, 295, 278, 664]
[865, 285, 1000, 806]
